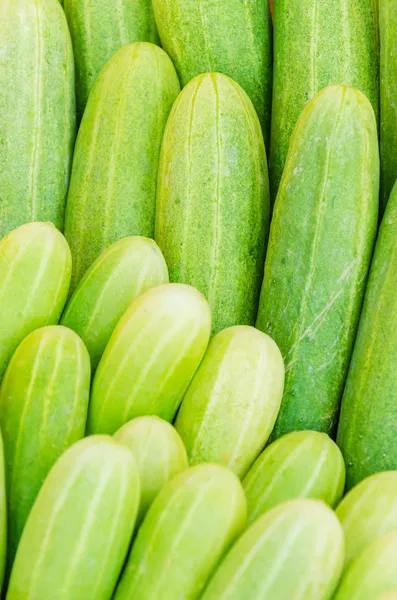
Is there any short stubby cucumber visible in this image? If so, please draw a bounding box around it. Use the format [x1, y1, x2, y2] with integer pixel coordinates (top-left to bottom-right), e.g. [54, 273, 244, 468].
[64, 0, 159, 119]
[0, 326, 91, 566]
[88, 284, 211, 434]
[0, 434, 7, 594]
[156, 73, 269, 334]
[152, 0, 272, 146]
[243, 431, 345, 525]
[6, 436, 140, 600]
[256, 85, 379, 440]
[175, 326, 284, 478]
[64, 43, 180, 291]
[270, 0, 379, 197]
[114, 416, 188, 524]
[0, 0, 75, 237]
[61, 236, 168, 371]
[114, 463, 246, 600]
[201, 498, 344, 600]
[0, 222, 72, 382]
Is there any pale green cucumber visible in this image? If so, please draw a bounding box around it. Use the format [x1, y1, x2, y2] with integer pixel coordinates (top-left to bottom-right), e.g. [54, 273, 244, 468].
[114, 463, 246, 600]
[64, 42, 180, 292]
[243, 431, 345, 525]
[0, 222, 72, 382]
[0, 325, 91, 567]
[0, 0, 75, 237]
[175, 326, 284, 478]
[201, 498, 344, 600]
[6, 436, 140, 600]
[256, 85, 379, 440]
[88, 283, 211, 434]
[156, 72, 269, 334]
[0, 433, 7, 594]
[61, 236, 168, 371]
[114, 416, 188, 524]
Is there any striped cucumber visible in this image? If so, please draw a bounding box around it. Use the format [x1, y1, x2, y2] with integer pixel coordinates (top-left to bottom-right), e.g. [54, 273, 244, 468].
[256, 85, 379, 440]
[61, 236, 168, 371]
[0, 326, 91, 566]
[156, 73, 269, 334]
[114, 464, 246, 600]
[0, 0, 75, 237]
[88, 284, 211, 434]
[64, 43, 180, 292]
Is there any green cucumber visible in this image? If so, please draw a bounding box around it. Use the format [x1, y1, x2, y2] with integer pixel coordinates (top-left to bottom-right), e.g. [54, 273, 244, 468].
[0, 0, 75, 237]
[114, 416, 188, 524]
[6, 436, 140, 600]
[0, 325, 91, 566]
[88, 283, 211, 434]
[201, 498, 344, 600]
[243, 431, 345, 525]
[64, 42, 180, 292]
[114, 463, 246, 600]
[0, 222, 71, 383]
[256, 85, 379, 440]
[175, 326, 284, 478]
[155, 72, 269, 334]
[61, 236, 168, 371]
[0, 433, 7, 594]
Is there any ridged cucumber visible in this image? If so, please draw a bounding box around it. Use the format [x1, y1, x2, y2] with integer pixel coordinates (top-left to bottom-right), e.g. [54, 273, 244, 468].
[256, 85, 379, 440]
[156, 73, 269, 334]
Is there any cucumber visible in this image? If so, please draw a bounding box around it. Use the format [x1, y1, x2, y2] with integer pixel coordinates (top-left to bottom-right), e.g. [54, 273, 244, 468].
[64, 0, 159, 119]
[201, 498, 344, 600]
[0, 0, 75, 237]
[0, 434, 7, 594]
[61, 236, 168, 371]
[155, 73, 269, 334]
[88, 283, 211, 435]
[114, 463, 246, 600]
[0, 222, 72, 383]
[114, 416, 188, 524]
[256, 85, 379, 440]
[64, 43, 180, 292]
[270, 0, 379, 198]
[0, 325, 91, 567]
[151, 0, 272, 146]
[243, 431, 345, 525]
[175, 326, 284, 478]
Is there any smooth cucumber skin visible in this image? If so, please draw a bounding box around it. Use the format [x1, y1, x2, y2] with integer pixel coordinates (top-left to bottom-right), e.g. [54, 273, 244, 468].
[152, 0, 272, 146]
[61, 236, 168, 371]
[0, 0, 75, 237]
[6, 436, 140, 600]
[201, 498, 344, 600]
[64, 43, 180, 292]
[270, 0, 379, 198]
[0, 325, 91, 567]
[88, 284, 211, 435]
[114, 416, 188, 524]
[243, 431, 345, 525]
[0, 434, 7, 594]
[175, 326, 284, 478]
[0, 222, 72, 383]
[256, 85, 379, 440]
[114, 463, 247, 600]
[156, 73, 269, 334]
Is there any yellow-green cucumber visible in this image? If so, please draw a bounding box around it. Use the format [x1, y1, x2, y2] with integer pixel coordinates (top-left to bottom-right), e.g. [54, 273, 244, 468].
[256, 85, 379, 440]
[6, 436, 140, 600]
[0, 326, 91, 567]
[201, 498, 344, 600]
[156, 73, 269, 334]
[243, 431, 345, 525]
[0, 434, 7, 594]
[88, 284, 211, 435]
[114, 464, 246, 600]
[64, 43, 180, 292]
[0, 0, 75, 237]
[0, 223, 71, 382]
[175, 326, 284, 478]
[61, 236, 168, 371]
